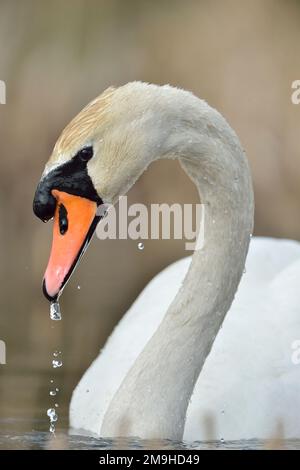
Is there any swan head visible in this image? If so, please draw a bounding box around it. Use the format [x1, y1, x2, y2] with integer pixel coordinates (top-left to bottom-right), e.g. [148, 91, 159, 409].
[33, 81, 180, 301]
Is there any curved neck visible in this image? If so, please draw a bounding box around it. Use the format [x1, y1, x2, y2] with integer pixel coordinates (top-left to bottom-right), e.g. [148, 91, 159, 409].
[101, 97, 254, 440]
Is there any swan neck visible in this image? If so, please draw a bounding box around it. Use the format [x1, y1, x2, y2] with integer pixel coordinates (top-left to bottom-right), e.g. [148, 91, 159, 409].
[101, 98, 254, 440]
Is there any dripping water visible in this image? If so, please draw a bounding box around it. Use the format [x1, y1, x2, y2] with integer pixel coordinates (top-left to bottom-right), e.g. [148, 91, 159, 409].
[50, 301, 61, 321]
[47, 301, 63, 434]
[52, 358, 63, 368]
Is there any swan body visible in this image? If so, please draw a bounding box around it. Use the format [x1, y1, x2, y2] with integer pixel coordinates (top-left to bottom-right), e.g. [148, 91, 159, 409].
[70, 237, 300, 440]
[33, 82, 300, 441]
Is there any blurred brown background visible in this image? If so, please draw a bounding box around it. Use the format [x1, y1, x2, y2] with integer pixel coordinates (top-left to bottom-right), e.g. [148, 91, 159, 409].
[0, 0, 299, 429]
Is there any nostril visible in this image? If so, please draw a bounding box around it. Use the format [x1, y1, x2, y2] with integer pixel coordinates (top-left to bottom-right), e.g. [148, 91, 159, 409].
[58, 204, 68, 235]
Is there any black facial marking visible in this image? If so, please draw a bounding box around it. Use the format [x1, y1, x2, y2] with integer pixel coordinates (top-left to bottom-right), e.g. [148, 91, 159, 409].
[58, 203, 68, 235]
[33, 146, 102, 222]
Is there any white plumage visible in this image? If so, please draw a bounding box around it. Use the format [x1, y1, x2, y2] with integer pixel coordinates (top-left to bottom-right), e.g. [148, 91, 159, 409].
[71, 237, 300, 440]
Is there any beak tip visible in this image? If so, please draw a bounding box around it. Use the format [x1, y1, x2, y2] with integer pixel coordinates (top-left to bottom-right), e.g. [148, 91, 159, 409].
[42, 278, 58, 303]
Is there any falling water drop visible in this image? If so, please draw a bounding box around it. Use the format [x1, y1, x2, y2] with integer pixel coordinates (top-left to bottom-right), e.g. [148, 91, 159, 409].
[52, 359, 63, 369]
[50, 301, 61, 321]
[138, 242, 144, 250]
[47, 408, 58, 422]
[47, 408, 58, 434]
[220, 438, 225, 443]
[77, 285, 81, 290]
[53, 350, 61, 358]
[49, 390, 57, 397]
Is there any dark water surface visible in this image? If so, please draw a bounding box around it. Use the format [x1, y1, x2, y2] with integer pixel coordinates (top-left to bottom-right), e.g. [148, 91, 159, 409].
[1, 373, 300, 450]
[0, 418, 300, 450]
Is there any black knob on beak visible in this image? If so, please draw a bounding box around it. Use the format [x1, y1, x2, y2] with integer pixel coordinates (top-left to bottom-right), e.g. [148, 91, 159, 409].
[33, 178, 57, 222]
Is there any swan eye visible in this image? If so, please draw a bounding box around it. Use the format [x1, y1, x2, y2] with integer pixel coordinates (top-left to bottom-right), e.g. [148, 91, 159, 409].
[76, 146, 94, 162]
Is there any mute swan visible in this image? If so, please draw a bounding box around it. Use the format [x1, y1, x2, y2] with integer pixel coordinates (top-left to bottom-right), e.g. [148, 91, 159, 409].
[33, 82, 300, 442]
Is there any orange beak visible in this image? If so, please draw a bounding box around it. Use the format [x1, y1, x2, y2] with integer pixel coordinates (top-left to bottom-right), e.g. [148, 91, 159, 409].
[43, 189, 98, 301]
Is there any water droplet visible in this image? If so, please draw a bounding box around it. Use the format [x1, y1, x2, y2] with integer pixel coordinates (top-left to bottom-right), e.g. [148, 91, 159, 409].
[221, 410, 225, 415]
[47, 408, 58, 423]
[55, 403, 59, 408]
[53, 351, 61, 358]
[55, 388, 59, 392]
[50, 301, 61, 321]
[138, 242, 144, 250]
[49, 390, 57, 396]
[243, 267, 246, 274]
[52, 359, 63, 369]
[220, 438, 225, 443]
[50, 379, 54, 384]
[77, 285, 81, 290]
